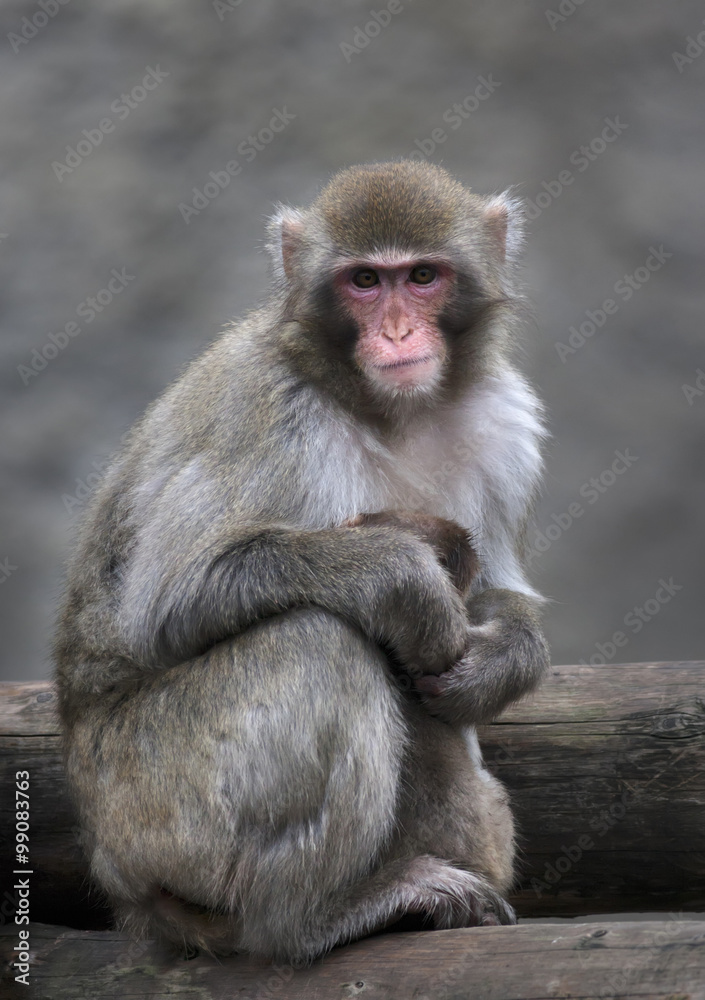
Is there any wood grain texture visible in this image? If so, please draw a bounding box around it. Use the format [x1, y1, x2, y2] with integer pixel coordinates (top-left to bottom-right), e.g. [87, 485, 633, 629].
[479, 661, 705, 916]
[2, 919, 704, 1000]
[1, 663, 704, 930]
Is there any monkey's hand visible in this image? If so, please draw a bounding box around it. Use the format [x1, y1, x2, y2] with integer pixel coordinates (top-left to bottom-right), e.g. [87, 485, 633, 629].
[344, 511, 479, 598]
[413, 589, 549, 726]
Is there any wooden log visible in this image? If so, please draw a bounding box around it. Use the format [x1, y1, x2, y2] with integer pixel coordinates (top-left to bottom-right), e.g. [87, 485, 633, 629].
[481, 660, 705, 916]
[1, 662, 704, 930]
[2, 919, 705, 999]
[0, 683, 111, 930]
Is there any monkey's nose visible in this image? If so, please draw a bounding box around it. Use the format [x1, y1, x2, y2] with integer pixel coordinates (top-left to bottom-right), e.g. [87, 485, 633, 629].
[383, 326, 414, 343]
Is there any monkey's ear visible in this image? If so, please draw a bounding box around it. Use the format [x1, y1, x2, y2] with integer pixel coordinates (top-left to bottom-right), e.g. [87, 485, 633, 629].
[482, 191, 524, 265]
[266, 206, 306, 284]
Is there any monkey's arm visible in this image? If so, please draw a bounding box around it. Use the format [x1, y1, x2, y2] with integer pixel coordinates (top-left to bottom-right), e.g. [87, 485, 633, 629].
[118, 518, 469, 677]
[414, 588, 549, 725]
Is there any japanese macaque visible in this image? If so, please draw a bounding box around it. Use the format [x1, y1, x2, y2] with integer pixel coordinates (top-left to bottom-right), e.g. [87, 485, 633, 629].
[55, 161, 549, 964]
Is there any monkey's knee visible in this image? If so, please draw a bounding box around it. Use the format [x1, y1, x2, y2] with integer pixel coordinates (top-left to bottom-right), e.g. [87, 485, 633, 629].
[247, 605, 387, 682]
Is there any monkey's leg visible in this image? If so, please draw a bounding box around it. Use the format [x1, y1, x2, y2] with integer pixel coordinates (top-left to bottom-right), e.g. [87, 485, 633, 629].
[396, 705, 517, 907]
[65, 608, 513, 964]
[324, 710, 519, 944]
[65, 607, 406, 960]
[271, 708, 518, 958]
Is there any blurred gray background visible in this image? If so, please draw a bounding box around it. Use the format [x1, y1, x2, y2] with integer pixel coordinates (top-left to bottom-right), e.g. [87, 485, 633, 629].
[1, 0, 703, 683]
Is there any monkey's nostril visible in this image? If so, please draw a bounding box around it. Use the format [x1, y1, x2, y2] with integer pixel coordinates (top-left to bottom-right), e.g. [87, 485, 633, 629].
[381, 325, 414, 343]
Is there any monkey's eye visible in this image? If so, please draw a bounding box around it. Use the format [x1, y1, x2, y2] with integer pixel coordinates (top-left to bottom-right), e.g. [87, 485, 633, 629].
[352, 269, 379, 288]
[409, 265, 437, 285]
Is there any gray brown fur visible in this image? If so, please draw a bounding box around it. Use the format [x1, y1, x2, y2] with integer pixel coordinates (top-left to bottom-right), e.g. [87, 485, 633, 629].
[55, 161, 548, 963]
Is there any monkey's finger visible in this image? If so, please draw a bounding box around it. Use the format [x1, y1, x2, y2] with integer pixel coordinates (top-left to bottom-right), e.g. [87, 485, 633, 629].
[341, 514, 365, 527]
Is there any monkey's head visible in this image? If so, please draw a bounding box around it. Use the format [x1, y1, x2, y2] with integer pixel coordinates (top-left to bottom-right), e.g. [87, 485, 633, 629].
[267, 161, 523, 413]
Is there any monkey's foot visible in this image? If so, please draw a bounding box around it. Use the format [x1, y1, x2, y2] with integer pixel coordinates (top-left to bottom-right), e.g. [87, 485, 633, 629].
[390, 856, 516, 930]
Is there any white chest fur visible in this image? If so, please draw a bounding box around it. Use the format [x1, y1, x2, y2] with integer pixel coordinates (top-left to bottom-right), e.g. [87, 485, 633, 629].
[299, 369, 545, 596]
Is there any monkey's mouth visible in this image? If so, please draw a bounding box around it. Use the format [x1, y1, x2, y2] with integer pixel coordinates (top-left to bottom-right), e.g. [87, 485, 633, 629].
[374, 355, 434, 371]
[369, 354, 441, 394]
[370, 354, 439, 395]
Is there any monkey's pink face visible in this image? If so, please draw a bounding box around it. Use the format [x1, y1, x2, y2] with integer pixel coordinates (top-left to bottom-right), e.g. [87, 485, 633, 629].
[336, 261, 453, 393]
